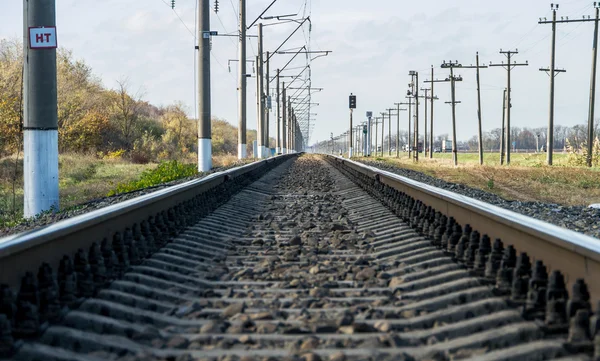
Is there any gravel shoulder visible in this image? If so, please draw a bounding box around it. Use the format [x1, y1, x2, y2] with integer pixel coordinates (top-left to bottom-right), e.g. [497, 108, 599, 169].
[0, 163, 245, 238]
[357, 159, 600, 239]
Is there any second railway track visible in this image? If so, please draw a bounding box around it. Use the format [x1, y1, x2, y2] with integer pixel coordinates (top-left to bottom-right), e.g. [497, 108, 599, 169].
[1, 154, 600, 361]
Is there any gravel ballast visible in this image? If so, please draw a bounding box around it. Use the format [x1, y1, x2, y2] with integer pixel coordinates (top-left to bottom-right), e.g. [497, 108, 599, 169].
[356, 159, 600, 239]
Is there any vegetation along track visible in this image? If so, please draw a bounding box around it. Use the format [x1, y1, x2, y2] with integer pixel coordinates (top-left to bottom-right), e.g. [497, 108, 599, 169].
[0, 154, 600, 361]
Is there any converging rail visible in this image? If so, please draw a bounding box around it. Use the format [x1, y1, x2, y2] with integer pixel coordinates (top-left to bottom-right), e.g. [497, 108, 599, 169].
[0, 155, 295, 290]
[327, 155, 600, 304]
[0, 153, 599, 360]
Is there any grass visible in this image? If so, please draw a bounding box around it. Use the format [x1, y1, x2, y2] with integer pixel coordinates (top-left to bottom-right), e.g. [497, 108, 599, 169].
[357, 152, 600, 206]
[0, 153, 156, 227]
[0, 153, 251, 229]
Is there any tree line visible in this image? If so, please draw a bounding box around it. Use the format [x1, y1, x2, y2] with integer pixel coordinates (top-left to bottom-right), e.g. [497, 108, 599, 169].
[0, 39, 263, 162]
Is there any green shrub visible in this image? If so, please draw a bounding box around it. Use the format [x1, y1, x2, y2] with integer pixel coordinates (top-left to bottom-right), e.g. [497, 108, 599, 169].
[107, 160, 197, 196]
[67, 163, 98, 183]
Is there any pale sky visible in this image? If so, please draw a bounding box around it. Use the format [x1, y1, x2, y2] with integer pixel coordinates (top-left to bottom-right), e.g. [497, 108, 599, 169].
[2, 0, 599, 146]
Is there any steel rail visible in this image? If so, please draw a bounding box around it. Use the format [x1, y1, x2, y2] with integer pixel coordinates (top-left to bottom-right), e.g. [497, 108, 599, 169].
[328, 155, 600, 302]
[0, 155, 295, 289]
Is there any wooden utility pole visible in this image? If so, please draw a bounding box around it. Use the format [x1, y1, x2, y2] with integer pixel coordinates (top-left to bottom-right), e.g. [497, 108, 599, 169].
[461, 52, 488, 165]
[440, 61, 463, 166]
[538, 4, 568, 165]
[408, 71, 419, 161]
[501, 88, 507, 165]
[588, 4, 600, 166]
[418, 89, 439, 158]
[538, 4, 598, 165]
[423, 66, 443, 158]
[387, 108, 394, 155]
[394, 103, 408, 158]
[489, 50, 528, 165]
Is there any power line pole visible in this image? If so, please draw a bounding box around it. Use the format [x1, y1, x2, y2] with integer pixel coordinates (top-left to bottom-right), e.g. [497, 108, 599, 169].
[408, 71, 419, 161]
[588, 4, 600, 167]
[501, 88, 507, 165]
[423, 66, 443, 158]
[265, 51, 270, 157]
[418, 89, 439, 158]
[419, 89, 429, 158]
[538, 4, 567, 165]
[461, 52, 488, 165]
[374, 116, 380, 155]
[403, 98, 413, 158]
[440, 61, 464, 166]
[198, 0, 212, 170]
[349, 93, 356, 157]
[489, 50, 528, 164]
[255, 55, 261, 158]
[257, 24, 265, 158]
[538, 4, 597, 164]
[23, 0, 59, 218]
[276, 69, 281, 154]
[238, 0, 247, 159]
[282, 84, 287, 153]
[394, 103, 408, 158]
[387, 108, 394, 155]
[380, 112, 386, 157]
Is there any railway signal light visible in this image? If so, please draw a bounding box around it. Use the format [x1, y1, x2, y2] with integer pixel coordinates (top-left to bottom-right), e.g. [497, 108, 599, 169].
[349, 93, 356, 109]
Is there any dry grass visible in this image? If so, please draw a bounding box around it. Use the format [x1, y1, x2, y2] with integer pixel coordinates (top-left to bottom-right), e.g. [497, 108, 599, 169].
[0, 153, 156, 226]
[368, 152, 600, 206]
[0, 153, 258, 227]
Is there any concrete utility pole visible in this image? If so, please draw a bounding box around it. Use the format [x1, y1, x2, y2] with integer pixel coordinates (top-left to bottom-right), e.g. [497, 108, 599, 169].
[257, 25, 265, 158]
[238, 0, 247, 159]
[440, 61, 464, 166]
[403, 98, 413, 158]
[374, 117, 380, 155]
[197, 0, 212, 171]
[387, 108, 394, 155]
[282, 84, 287, 153]
[349, 93, 356, 157]
[276, 69, 281, 154]
[461, 52, 488, 165]
[265, 51, 270, 157]
[23, 0, 59, 218]
[380, 112, 386, 157]
[366, 112, 372, 156]
[394, 103, 407, 158]
[255, 55, 261, 158]
[489, 50, 528, 165]
[588, 4, 600, 166]
[501, 88, 507, 165]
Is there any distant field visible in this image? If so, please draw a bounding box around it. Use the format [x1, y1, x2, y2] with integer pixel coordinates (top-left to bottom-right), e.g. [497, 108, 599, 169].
[425, 152, 570, 167]
[360, 152, 600, 207]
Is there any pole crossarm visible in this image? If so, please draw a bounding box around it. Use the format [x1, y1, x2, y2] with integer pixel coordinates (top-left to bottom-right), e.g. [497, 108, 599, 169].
[489, 49, 528, 165]
[267, 17, 310, 61]
[539, 67, 566, 76]
[247, 0, 278, 29]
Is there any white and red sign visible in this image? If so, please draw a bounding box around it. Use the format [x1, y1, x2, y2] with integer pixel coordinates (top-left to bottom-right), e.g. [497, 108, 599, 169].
[28, 26, 57, 49]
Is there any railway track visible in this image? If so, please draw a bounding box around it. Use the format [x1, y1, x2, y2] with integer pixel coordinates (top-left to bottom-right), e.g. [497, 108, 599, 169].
[1, 154, 599, 361]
